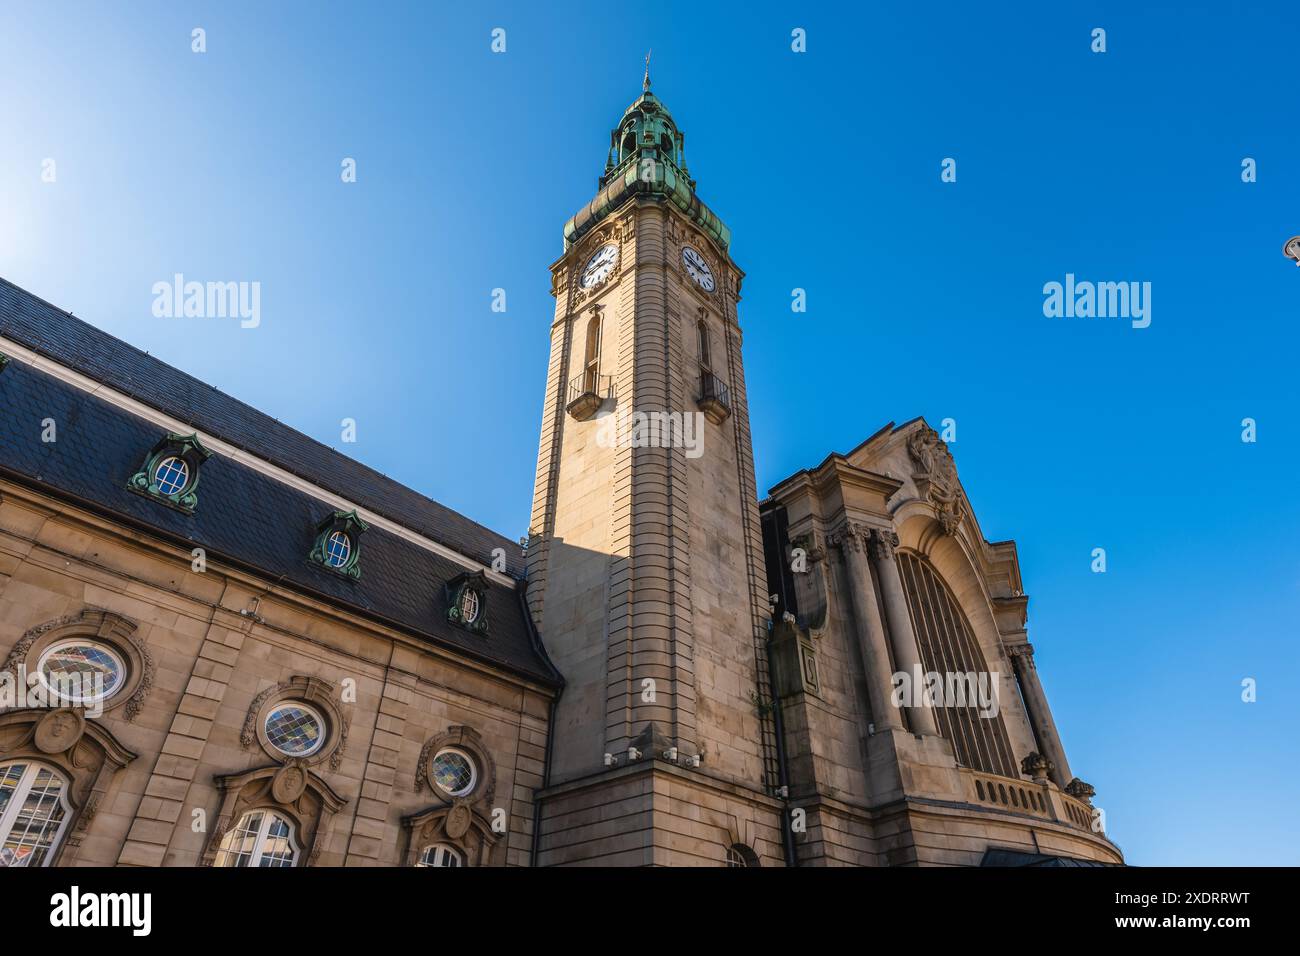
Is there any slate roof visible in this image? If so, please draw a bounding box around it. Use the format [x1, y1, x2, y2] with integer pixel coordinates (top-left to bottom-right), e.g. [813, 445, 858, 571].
[0, 277, 525, 578]
[0, 279, 560, 687]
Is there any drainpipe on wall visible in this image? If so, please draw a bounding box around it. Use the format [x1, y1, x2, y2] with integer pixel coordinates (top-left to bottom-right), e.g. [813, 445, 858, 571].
[531, 696, 558, 867]
[766, 619, 798, 868]
[519, 582, 563, 868]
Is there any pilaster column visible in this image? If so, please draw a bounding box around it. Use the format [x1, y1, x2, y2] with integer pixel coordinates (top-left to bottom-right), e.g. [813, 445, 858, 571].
[828, 523, 904, 733]
[1007, 643, 1072, 788]
[117, 605, 253, 866]
[867, 530, 939, 737]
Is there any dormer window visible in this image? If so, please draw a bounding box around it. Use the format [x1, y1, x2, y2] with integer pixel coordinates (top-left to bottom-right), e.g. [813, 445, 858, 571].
[324, 531, 352, 569]
[153, 456, 190, 496]
[445, 571, 489, 636]
[308, 510, 368, 580]
[126, 432, 212, 514]
[458, 587, 480, 625]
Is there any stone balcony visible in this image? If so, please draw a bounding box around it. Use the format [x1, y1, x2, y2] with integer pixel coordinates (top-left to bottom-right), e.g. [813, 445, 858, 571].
[696, 369, 731, 425]
[566, 370, 612, 421]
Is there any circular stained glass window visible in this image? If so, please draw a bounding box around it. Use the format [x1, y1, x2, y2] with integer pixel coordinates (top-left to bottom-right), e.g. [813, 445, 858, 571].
[324, 531, 351, 568]
[153, 456, 190, 496]
[264, 703, 325, 757]
[37, 640, 126, 705]
[458, 588, 480, 624]
[431, 748, 476, 796]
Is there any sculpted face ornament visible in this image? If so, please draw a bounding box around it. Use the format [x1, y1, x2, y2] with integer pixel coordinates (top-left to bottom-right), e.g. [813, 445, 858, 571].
[907, 426, 965, 536]
[271, 761, 309, 804]
[1284, 236, 1300, 266]
[34, 707, 86, 754]
[445, 802, 472, 840]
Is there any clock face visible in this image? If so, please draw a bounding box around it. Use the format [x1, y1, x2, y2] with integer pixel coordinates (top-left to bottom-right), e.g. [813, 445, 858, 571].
[580, 243, 619, 289]
[682, 246, 715, 292]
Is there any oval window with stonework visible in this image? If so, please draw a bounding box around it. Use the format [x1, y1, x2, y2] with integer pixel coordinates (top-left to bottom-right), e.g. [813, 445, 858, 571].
[36, 640, 127, 705]
[431, 748, 477, 797]
[263, 703, 326, 758]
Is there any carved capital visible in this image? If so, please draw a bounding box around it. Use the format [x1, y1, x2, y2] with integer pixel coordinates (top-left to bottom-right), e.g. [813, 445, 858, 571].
[1006, 642, 1036, 669]
[827, 522, 871, 556]
[789, 534, 824, 566]
[867, 529, 900, 562]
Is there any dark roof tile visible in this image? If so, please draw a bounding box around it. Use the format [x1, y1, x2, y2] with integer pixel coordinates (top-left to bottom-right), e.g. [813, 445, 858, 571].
[0, 277, 524, 578]
[0, 282, 559, 686]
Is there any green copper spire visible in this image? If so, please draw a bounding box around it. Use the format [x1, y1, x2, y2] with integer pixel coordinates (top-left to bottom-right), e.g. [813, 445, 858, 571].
[564, 64, 731, 253]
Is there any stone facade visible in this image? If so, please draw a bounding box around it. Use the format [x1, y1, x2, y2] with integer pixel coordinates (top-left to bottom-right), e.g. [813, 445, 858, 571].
[0, 74, 1122, 869]
[526, 77, 1121, 867]
[761, 422, 1122, 865]
[0, 475, 554, 867]
[526, 79, 787, 865]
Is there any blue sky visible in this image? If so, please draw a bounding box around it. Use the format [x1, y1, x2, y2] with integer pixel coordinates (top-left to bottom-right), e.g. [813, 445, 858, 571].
[2, 1, 1296, 865]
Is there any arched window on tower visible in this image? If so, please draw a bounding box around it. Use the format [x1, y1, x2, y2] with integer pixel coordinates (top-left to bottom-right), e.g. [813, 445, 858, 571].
[695, 316, 731, 421]
[583, 315, 602, 393]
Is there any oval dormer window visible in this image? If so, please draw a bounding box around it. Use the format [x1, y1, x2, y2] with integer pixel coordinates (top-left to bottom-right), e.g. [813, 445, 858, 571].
[324, 531, 351, 569]
[458, 588, 480, 625]
[153, 456, 190, 496]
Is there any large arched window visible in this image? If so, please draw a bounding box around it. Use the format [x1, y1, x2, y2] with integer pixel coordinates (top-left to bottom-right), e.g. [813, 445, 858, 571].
[213, 809, 300, 868]
[0, 761, 72, 867]
[896, 551, 1018, 778]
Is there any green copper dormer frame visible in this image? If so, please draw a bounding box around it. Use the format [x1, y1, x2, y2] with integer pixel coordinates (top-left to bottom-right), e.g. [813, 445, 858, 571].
[564, 81, 731, 254]
[126, 432, 213, 514]
[445, 570, 489, 636]
[0, 353, 10, 374]
[308, 509, 368, 580]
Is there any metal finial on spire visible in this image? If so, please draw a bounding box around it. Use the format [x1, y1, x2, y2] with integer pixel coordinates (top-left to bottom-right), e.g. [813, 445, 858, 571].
[643, 49, 652, 91]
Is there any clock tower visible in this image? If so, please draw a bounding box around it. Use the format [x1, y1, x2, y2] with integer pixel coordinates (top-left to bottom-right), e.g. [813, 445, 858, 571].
[527, 69, 786, 866]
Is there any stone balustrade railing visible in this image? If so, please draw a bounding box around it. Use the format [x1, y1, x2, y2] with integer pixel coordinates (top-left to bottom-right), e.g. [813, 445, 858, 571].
[963, 769, 1104, 839]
